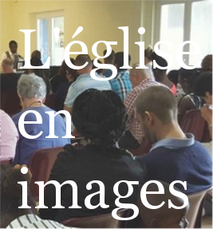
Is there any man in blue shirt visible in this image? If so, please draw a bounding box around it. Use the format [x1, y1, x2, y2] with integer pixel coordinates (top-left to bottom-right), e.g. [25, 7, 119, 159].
[135, 86, 212, 194]
[110, 52, 132, 101]
[64, 54, 111, 114]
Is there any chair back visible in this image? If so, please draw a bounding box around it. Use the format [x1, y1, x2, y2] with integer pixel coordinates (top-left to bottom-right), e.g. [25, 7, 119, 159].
[0, 159, 12, 164]
[62, 209, 128, 228]
[187, 187, 212, 228]
[28, 147, 64, 201]
[179, 109, 211, 142]
[44, 93, 57, 110]
[0, 89, 21, 116]
[130, 137, 152, 156]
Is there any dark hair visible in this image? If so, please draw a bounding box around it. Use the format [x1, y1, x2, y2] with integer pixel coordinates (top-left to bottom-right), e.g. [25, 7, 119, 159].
[30, 57, 43, 66]
[201, 55, 212, 72]
[168, 70, 179, 86]
[145, 47, 153, 61]
[114, 52, 131, 70]
[194, 71, 212, 96]
[92, 59, 103, 75]
[65, 58, 78, 80]
[151, 52, 168, 72]
[31, 50, 41, 60]
[9, 40, 17, 47]
[72, 89, 127, 146]
[135, 86, 177, 123]
[179, 68, 201, 92]
[103, 49, 115, 62]
[58, 58, 77, 79]
[25, 57, 44, 78]
[0, 165, 36, 227]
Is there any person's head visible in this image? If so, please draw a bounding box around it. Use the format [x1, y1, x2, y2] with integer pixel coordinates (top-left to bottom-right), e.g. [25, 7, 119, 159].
[75, 54, 92, 75]
[114, 52, 131, 71]
[92, 59, 104, 75]
[138, 181, 189, 228]
[72, 89, 127, 146]
[0, 164, 36, 228]
[201, 54, 212, 72]
[30, 57, 43, 66]
[194, 71, 212, 104]
[66, 58, 78, 82]
[24, 57, 44, 76]
[31, 50, 41, 60]
[103, 49, 115, 64]
[57, 58, 76, 79]
[9, 40, 18, 54]
[130, 63, 154, 88]
[168, 69, 179, 86]
[17, 74, 46, 108]
[1, 58, 14, 73]
[178, 68, 201, 94]
[135, 86, 177, 143]
[151, 52, 168, 82]
[144, 46, 153, 65]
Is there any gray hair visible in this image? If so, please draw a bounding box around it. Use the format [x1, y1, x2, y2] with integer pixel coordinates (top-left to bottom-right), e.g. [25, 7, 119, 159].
[17, 74, 46, 99]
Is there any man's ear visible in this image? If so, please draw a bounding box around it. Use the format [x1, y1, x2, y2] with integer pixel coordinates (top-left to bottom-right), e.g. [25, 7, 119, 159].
[144, 111, 153, 124]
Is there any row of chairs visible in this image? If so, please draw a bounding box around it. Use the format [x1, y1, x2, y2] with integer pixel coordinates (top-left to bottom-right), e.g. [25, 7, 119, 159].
[0, 90, 57, 116]
[179, 109, 211, 142]
[1, 88, 210, 142]
[26, 147, 212, 228]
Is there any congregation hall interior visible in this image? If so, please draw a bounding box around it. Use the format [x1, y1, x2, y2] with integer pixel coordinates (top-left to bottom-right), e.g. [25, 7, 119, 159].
[0, 0, 212, 228]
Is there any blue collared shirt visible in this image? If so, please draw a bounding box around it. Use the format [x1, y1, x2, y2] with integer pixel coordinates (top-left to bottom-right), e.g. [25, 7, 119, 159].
[150, 133, 194, 151]
[136, 133, 212, 194]
[64, 73, 111, 108]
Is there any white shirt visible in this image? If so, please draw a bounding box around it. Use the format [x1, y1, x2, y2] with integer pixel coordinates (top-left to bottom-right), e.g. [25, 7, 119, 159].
[6, 214, 72, 228]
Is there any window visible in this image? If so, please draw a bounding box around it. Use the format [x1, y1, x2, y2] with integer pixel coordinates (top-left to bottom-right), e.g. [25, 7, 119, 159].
[155, 0, 212, 70]
[37, 11, 64, 66]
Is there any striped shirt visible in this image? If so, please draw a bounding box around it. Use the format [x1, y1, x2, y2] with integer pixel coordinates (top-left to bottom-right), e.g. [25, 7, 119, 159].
[6, 214, 70, 228]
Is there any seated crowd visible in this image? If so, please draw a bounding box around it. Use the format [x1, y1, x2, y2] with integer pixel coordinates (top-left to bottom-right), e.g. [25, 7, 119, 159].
[0, 42, 212, 228]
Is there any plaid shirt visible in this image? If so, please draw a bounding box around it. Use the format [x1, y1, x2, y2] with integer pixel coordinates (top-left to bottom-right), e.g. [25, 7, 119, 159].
[124, 78, 162, 143]
[110, 70, 132, 101]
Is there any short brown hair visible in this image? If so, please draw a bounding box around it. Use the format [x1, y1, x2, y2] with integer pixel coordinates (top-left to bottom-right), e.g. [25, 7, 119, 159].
[135, 86, 177, 123]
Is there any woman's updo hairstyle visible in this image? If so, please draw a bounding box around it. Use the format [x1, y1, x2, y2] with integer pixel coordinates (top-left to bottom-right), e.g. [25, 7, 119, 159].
[72, 89, 127, 146]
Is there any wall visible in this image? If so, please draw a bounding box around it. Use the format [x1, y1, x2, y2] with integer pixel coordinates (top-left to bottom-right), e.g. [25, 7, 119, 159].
[0, 0, 154, 64]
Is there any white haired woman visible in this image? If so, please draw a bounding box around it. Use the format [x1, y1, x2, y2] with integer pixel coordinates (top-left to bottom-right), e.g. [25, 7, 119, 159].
[12, 74, 70, 165]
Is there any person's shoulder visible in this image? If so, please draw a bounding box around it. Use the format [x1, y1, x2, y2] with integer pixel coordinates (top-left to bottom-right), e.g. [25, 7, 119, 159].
[1, 109, 14, 122]
[12, 109, 24, 121]
[192, 140, 212, 154]
[56, 144, 84, 162]
[0, 109, 7, 117]
[117, 70, 130, 80]
[124, 88, 138, 105]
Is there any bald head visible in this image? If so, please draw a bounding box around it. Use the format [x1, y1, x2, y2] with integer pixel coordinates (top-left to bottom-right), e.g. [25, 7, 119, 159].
[1, 58, 14, 73]
[139, 182, 188, 228]
[75, 54, 92, 75]
[130, 63, 154, 88]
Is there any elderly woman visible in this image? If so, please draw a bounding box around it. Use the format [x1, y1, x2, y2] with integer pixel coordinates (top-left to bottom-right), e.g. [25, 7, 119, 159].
[12, 74, 70, 165]
[40, 89, 145, 222]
